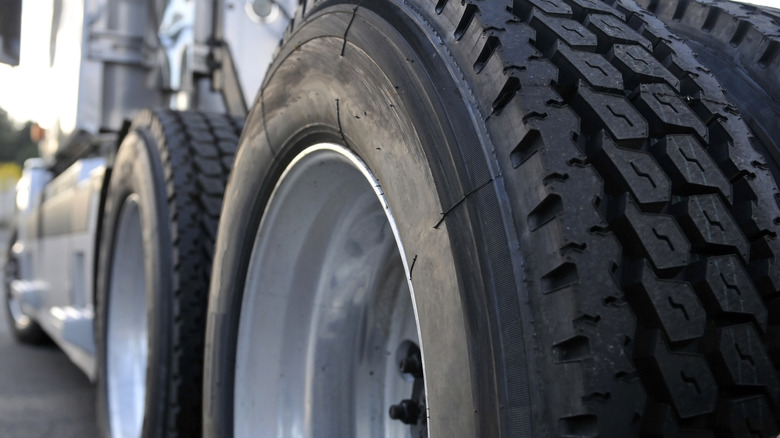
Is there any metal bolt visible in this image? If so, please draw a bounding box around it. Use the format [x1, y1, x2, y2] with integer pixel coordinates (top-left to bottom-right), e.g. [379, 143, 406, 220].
[248, 0, 274, 18]
[399, 356, 423, 378]
[389, 399, 421, 425]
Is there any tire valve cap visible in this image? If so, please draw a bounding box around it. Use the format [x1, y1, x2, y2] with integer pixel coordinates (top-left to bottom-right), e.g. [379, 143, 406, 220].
[399, 356, 423, 378]
[389, 399, 421, 425]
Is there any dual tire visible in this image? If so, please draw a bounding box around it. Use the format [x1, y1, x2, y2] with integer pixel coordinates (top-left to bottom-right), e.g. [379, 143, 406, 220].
[88, 0, 780, 436]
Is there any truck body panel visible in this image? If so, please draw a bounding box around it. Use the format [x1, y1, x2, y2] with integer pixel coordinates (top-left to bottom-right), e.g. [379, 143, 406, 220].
[4, 0, 293, 380]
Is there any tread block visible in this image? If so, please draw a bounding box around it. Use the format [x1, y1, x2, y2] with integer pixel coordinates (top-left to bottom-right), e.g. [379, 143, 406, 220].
[635, 330, 718, 419]
[592, 132, 670, 209]
[197, 174, 228, 196]
[191, 141, 220, 158]
[514, 0, 573, 17]
[491, 23, 557, 86]
[200, 193, 224, 215]
[715, 396, 778, 438]
[550, 41, 624, 91]
[530, 10, 598, 51]
[610, 44, 681, 91]
[651, 36, 724, 96]
[221, 154, 235, 170]
[617, 197, 690, 270]
[563, 0, 625, 21]
[585, 14, 653, 52]
[730, 188, 780, 241]
[671, 194, 749, 261]
[707, 324, 780, 400]
[575, 84, 648, 148]
[651, 135, 732, 202]
[193, 155, 224, 176]
[689, 255, 768, 332]
[749, 256, 780, 297]
[624, 261, 706, 343]
[633, 83, 709, 141]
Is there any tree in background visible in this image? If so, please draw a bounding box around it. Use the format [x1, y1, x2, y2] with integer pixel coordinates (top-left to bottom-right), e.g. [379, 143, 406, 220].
[0, 106, 37, 167]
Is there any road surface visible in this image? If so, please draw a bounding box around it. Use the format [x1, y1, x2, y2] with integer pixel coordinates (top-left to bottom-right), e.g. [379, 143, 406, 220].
[0, 229, 99, 437]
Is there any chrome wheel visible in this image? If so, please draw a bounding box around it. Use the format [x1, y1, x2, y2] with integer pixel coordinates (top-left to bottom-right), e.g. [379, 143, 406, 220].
[106, 195, 148, 438]
[234, 144, 426, 437]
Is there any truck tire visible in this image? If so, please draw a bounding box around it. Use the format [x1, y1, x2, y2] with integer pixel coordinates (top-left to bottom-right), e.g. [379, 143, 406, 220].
[4, 231, 47, 344]
[96, 109, 241, 438]
[203, 0, 780, 436]
[636, 0, 780, 180]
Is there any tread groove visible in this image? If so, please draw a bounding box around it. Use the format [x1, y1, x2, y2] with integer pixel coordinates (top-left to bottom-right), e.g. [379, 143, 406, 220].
[701, 6, 720, 33]
[474, 35, 501, 73]
[758, 40, 779, 68]
[672, 0, 689, 21]
[454, 4, 480, 40]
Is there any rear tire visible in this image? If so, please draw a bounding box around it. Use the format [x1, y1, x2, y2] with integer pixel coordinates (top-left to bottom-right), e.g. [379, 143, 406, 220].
[96, 110, 241, 437]
[204, 0, 780, 436]
[4, 231, 47, 344]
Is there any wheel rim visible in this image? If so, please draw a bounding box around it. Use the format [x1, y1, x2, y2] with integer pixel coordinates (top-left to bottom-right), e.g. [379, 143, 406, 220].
[106, 195, 148, 438]
[4, 244, 28, 326]
[234, 144, 427, 437]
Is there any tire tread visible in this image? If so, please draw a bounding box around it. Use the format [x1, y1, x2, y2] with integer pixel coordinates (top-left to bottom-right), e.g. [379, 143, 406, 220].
[134, 109, 242, 436]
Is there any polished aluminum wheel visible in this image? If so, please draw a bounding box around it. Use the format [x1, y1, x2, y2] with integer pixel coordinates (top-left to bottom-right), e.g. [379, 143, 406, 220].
[234, 144, 426, 437]
[106, 195, 148, 438]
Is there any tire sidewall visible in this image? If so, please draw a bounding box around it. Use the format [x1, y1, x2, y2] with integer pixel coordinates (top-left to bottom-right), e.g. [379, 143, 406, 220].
[96, 128, 173, 438]
[205, 3, 525, 437]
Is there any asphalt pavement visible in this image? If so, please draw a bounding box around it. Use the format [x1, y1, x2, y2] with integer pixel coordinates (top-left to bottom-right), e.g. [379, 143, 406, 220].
[0, 229, 100, 437]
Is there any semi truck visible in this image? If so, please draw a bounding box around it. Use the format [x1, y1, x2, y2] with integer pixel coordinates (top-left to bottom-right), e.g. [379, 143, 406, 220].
[2, 0, 780, 436]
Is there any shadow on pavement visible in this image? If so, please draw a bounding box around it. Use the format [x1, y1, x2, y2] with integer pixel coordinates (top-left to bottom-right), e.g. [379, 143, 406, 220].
[0, 229, 99, 437]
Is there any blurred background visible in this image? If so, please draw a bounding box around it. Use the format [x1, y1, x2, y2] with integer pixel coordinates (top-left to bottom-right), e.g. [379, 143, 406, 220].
[0, 112, 37, 226]
[0, 111, 97, 436]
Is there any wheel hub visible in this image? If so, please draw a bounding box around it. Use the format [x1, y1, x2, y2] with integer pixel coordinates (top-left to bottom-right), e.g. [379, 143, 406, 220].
[234, 144, 428, 437]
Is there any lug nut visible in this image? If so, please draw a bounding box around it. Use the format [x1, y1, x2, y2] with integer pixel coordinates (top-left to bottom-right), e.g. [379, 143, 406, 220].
[388, 399, 421, 425]
[399, 356, 423, 378]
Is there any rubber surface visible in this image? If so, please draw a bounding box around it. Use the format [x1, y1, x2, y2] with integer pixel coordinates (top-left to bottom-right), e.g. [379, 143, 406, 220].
[636, 0, 780, 181]
[508, 0, 780, 434]
[205, 0, 780, 435]
[96, 109, 241, 437]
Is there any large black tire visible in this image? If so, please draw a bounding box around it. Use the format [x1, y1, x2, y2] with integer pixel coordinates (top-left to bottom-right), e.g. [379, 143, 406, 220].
[637, 0, 780, 180]
[4, 231, 48, 344]
[204, 0, 780, 436]
[96, 109, 241, 437]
